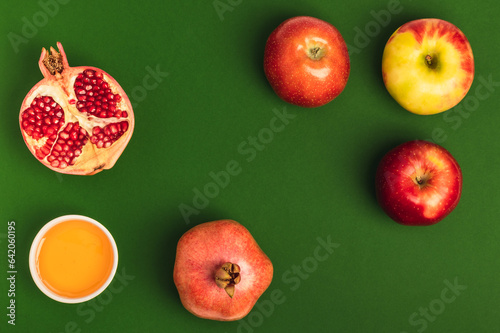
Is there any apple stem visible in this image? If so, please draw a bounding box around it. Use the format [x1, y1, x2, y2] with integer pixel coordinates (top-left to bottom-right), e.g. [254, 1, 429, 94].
[307, 46, 325, 60]
[215, 262, 241, 298]
[425, 54, 438, 69]
[425, 55, 432, 65]
[311, 47, 320, 58]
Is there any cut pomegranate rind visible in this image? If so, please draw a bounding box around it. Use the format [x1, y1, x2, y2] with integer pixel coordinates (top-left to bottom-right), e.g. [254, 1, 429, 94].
[19, 42, 135, 175]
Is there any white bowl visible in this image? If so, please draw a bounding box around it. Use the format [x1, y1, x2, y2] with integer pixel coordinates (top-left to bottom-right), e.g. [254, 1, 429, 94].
[29, 215, 118, 304]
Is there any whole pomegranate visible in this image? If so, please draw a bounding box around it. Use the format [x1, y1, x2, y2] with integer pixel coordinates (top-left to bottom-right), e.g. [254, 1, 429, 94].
[19, 42, 134, 175]
[173, 220, 273, 321]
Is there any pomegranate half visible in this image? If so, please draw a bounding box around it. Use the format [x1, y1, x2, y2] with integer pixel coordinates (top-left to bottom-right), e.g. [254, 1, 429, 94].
[173, 220, 273, 321]
[19, 42, 134, 175]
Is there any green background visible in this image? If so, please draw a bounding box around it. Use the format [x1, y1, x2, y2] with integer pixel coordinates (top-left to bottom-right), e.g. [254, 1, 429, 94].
[1, 0, 499, 332]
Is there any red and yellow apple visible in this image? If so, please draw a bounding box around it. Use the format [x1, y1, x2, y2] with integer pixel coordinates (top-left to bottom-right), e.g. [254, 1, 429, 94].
[375, 140, 462, 226]
[264, 16, 350, 108]
[173, 220, 273, 321]
[382, 18, 474, 115]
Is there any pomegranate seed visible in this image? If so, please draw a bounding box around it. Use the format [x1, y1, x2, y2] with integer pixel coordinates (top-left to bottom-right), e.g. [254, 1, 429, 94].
[41, 146, 51, 155]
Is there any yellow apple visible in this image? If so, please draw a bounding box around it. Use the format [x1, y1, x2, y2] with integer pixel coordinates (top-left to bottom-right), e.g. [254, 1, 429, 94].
[382, 18, 474, 115]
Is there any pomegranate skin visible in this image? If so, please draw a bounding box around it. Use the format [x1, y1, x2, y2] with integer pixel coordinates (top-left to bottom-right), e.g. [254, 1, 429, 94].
[19, 42, 134, 175]
[173, 220, 273, 321]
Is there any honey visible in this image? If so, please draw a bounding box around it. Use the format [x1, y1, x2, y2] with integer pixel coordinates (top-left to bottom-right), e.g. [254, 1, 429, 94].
[34, 219, 115, 298]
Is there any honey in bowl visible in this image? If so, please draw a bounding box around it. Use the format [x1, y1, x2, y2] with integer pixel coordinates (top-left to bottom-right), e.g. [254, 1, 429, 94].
[30, 215, 118, 303]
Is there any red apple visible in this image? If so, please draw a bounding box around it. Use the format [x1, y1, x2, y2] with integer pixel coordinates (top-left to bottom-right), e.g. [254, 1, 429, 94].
[173, 220, 273, 321]
[375, 140, 462, 226]
[264, 16, 350, 108]
[382, 18, 474, 115]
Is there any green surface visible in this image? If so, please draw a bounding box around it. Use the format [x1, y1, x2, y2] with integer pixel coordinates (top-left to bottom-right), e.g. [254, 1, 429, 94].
[1, 0, 499, 332]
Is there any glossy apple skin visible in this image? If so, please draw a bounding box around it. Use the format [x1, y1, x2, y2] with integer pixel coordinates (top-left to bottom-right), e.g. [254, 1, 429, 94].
[375, 140, 462, 226]
[173, 220, 273, 321]
[382, 19, 474, 115]
[264, 16, 350, 107]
